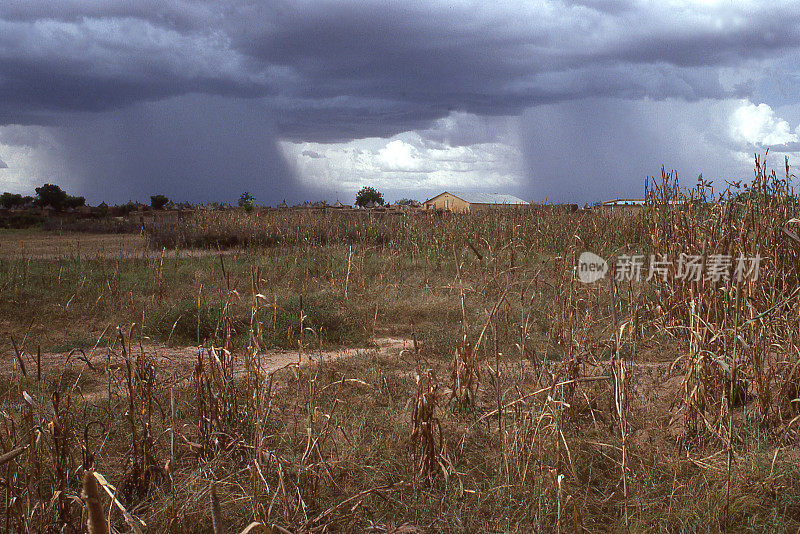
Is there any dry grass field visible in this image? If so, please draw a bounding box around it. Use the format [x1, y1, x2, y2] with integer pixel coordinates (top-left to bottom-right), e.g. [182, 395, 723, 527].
[1, 159, 800, 532]
[0, 231, 149, 260]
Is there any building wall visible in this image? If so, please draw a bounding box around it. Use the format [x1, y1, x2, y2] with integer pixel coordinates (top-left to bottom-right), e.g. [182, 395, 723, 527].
[423, 193, 471, 213]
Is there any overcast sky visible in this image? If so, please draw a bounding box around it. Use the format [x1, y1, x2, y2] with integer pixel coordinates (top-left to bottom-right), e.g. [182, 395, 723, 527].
[1, 0, 800, 205]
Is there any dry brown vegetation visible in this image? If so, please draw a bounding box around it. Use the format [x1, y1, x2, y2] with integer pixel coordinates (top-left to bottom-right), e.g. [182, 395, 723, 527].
[1, 157, 800, 532]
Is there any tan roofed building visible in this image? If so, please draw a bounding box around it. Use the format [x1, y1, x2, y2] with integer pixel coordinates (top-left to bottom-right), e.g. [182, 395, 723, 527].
[423, 191, 529, 213]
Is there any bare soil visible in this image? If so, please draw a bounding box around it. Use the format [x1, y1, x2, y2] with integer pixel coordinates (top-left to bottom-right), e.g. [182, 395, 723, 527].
[4, 336, 414, 385]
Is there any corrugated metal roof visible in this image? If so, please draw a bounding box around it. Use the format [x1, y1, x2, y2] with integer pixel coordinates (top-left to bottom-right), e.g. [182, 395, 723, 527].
[448, 191, 529, 205]
[601, 198, 645, 206]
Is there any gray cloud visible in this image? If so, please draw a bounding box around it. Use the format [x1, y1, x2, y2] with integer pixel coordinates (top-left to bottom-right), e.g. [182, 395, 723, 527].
[520, 98, 755, 204]
[419, 112, 518, 147]
[2, 1, 800, 203]
[39, 95, 306, 205]
[0, 125, 47, 148]
[2, 1, 800, 139]
[777, 142, 800, 152]
[0, 156, 7, 169]
[0, 0, 214, 29]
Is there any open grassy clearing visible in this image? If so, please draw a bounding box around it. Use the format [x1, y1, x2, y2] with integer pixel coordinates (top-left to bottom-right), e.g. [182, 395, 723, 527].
[0, 231, 149, 260]
[1, 160, 800, 532]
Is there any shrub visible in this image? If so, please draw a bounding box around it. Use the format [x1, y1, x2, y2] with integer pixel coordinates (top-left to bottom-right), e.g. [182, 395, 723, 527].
[266, 293, 367, 348]
[0, 212, 45, 229]
[147, 299, 221, 345]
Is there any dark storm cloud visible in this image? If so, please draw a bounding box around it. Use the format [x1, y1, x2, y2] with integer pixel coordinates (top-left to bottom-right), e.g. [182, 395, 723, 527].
[0, 0, 213, 27]
[0, 13, 276, 125]
[3, 1, 800, 203]
[0, 126, 46, 148]
[42, 95, 306, 205]
[272, 97, 445, 143]
[420, 113, 516, 147]
[2, 1, 800, 139]
[232, 1, 800, 131]
[520, 98, 747, 204]
[565, 0, 634, 15]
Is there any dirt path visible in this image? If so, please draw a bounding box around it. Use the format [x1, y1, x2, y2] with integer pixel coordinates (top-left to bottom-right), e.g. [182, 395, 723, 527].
[4, 337, 414, 381]
[6, 337, 687, 442]
[253, 337, 411, 373]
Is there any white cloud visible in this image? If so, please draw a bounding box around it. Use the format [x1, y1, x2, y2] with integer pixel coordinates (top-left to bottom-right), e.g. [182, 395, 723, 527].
[279, 113, 524, 200]
[0, 125, 63, 193]
[729, 101, 799, 146]
[376, 140, 431, 173]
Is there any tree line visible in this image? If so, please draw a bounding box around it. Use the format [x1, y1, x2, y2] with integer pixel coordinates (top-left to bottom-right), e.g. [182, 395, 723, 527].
[1, 184, 85, 211]
[1, 184, 177, 211]
[3, 183, 416, 212]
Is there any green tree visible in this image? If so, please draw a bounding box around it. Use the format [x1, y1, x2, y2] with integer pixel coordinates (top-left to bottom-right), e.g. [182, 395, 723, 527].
[33, 184, 86, 211]
[64, 195, 85, 209]
[33, 184, 85, 210]
[239, 191, 255, 212]
[0, 192, 24, 209]
[355, 186, 384, 207]
[150, 194, 170, 210]
[35, 184, 69, 210]
[115, 201, 136, 215]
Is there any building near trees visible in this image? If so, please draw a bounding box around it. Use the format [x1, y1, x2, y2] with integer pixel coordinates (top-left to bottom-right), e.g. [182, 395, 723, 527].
[422, 191, 529, 213]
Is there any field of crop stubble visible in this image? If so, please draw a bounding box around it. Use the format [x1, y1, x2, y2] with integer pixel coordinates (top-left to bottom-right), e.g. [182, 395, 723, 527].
[1, 158, 800, 532]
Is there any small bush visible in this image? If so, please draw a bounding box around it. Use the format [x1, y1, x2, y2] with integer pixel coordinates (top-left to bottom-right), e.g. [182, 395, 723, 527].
[0, 212, 45, 229]
[239, 192, 255, 212]
[147, 299, 221, 345]
[150, 195, 170, 210]
[263, 293, 367, 348]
